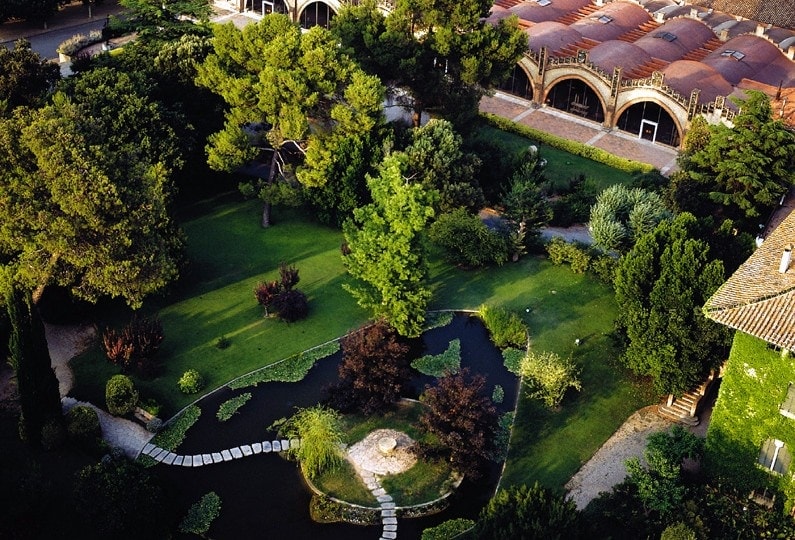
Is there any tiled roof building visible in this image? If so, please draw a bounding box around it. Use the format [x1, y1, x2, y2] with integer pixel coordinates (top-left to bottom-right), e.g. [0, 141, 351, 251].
[704, 208, 795, 350]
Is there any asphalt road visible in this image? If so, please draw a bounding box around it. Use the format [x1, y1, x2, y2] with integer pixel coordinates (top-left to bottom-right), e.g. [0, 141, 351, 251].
[2, 17, 110, 61]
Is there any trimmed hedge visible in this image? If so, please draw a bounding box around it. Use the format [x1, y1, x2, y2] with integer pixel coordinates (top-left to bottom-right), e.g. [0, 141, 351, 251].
[480, 113, 655, 175]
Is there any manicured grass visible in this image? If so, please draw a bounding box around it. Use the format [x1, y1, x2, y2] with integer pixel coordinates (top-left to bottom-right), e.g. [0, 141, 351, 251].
[312, 459, 375, 506]
[70, 198, 369, 416]
[70, 193, 654, 494]
[428, 255, 655, 490]
[381, 459, 457, 507]
[470, 124, 634, 191]
[342, 401, 424, 444]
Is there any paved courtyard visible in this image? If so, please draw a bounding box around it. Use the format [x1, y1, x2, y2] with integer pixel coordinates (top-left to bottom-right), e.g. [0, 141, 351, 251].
[480, 92, 679, 175]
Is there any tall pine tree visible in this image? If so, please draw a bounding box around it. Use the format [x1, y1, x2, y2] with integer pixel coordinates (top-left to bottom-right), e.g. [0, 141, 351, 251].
[6, 282, 62, 445]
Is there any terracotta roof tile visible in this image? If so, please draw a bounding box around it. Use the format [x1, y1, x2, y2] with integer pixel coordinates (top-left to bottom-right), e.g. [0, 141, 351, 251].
[705, 208, 795, 349]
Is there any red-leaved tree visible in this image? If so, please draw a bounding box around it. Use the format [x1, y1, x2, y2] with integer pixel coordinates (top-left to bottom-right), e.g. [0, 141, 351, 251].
[254, 262, 308, 321]
[418, 368, 498, 478]
[327, 320, 411, 414]
[102, 316, 164, 377]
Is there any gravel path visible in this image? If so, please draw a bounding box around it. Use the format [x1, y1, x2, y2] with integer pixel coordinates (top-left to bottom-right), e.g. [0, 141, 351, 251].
[43, 322, 153, 458]
[564, 406, 673, 509]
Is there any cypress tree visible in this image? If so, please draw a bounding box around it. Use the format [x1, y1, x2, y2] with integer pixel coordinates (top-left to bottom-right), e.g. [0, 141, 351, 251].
[7, 285, 62, 445]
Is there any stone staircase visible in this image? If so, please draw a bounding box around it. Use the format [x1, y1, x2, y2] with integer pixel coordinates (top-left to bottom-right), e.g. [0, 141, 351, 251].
[657, 370, 720, 426]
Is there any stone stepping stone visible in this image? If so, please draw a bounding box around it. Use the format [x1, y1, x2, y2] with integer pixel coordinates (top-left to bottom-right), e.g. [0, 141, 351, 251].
[280, 439, 289, 450]
[192, 454, 203, 467]
[381, 509, 396, 517]
[382, 532, 397, 539]
[182, 456, 193, 467]
[241, 445, 253, 456]
[142, 443, 156, 455]
[382, 517, 397, 525]
[164, 453, 177, 465]
[290, 438, 300, 449]
[202, 454, 213, 465]
[154, 449, 168, 462]
[380, 502, 395, 510]
[372, 488, 386, 497]
[174, 456, 184, 466]
[212, 452, 223, 464]
[252, 443, 262, 454]
[272, 440, 282, 452]
[221, 449, 233, 461]
[376, 495, 393, 503]
[384, 524, 398, 532]
[262, 441, 272, 453]
[366, 481, 379, 490]
[231, 447, 243, 459]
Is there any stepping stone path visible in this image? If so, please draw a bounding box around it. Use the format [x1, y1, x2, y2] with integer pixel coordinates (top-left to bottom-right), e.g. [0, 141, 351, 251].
[139, 438, 299, 467]
[358, 469, 400, 539]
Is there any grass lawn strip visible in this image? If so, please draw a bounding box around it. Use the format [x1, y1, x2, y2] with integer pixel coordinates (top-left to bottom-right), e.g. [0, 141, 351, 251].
[138, 405, 201, 467]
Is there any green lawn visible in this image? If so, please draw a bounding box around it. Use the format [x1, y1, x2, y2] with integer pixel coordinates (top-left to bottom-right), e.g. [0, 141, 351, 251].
[470, 124, 634, 191]
[70, 193, 653, 492]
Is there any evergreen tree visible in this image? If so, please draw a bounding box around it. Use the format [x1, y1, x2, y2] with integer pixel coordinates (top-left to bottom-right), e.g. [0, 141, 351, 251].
[614, 213, 731, 395]
[4, 279, 62, 445]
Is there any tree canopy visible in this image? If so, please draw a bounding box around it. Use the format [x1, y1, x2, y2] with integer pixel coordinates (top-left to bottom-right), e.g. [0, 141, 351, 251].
[332, 0, 527, 126]
[0, 40, 60, 114]
[0, 68, 183, 307]
[614, 213, 731, 395]
[672, 91, 795, 228]
[342, 155, 437, 337]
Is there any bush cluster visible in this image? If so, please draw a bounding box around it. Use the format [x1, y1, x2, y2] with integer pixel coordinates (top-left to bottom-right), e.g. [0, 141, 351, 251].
[105, 374, 139, 416]
[545, 237, 617, 283]
[520, 350, 582, 409]
[178, 369, 205, 395]
[102, 316, 165, 377]
[57, 30, 104, 56]
[481, 113, 654, 174]
[479, 305, 527, 348]
[429, 208, 510, 267]
[66, 405, 102, 450]
[254, 262, 309, 322]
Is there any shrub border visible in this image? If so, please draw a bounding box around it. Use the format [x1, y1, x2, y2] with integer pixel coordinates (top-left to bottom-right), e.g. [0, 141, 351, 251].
[480, 112, 656, 175]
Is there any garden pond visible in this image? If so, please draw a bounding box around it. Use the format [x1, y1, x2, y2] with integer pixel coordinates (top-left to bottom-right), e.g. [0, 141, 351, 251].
[155, 313, 520, 539]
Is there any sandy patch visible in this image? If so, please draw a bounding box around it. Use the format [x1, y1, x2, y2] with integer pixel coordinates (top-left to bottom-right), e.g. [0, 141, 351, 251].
[347, 429, 417, 476]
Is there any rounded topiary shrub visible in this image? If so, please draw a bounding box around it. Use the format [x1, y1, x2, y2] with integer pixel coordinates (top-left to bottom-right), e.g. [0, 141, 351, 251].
[67, 405, 102, 449]
[105, 374, 139, 416]
[41, 418, 67, 451]
[178, 369, 205, 395]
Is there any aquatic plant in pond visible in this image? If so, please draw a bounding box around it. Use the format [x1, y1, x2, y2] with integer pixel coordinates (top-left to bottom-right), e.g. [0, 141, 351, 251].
[411, 339, 461, 377]
[502, 347, 524, 375]
[180, 491, 222, 536]
[423, 311, 454, 331]
[139, 405, 201, 466]
[228, 341, 340, 389]
[217, 393, 252, 421]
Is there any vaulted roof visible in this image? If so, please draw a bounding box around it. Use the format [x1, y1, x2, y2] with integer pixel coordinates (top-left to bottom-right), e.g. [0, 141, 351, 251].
[705, 208, 795, 350]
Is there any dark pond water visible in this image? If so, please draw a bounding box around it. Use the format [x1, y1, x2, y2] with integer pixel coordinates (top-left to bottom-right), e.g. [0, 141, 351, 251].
[155, 313, 519, 539]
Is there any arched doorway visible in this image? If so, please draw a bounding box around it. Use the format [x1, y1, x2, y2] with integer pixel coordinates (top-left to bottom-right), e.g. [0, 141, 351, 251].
[246, 0, 288, 13]
[616, 101, 680, 147]
[299, 2, 334, 28]
[545, 79, 604, 123]
[498, 65, 533, 101]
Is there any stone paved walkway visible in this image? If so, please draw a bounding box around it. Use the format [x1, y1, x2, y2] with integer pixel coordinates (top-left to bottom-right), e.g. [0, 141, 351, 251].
[62, 396, 153, 459]
[480, 92, 680, 175]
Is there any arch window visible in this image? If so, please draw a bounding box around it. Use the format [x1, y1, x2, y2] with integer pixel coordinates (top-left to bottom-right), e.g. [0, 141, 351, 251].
[615, 101, 680, 147]
[545, 79, 604, 123]
[299, 2, 334, 29]
[499, 65, 533, 101]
